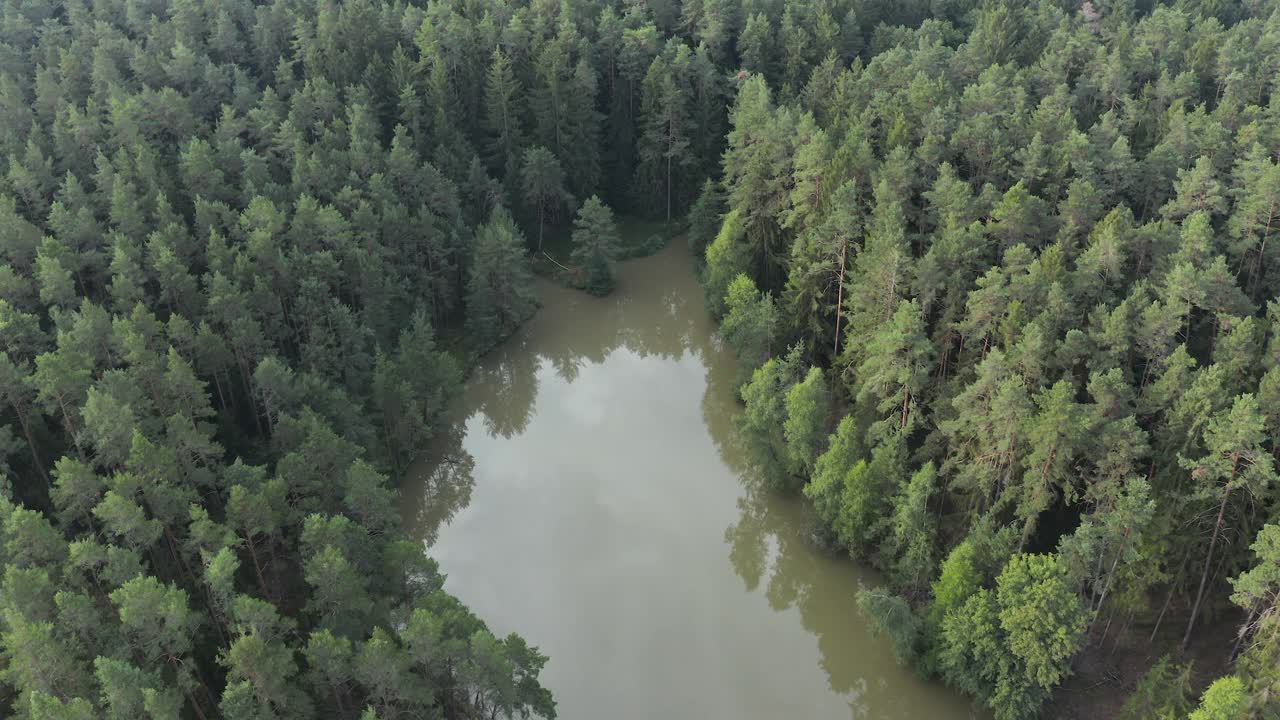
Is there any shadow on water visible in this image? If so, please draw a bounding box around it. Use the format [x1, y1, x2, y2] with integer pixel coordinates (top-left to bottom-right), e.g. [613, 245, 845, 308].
[401, 241, 982, 719]
[409, 424, 476, 546]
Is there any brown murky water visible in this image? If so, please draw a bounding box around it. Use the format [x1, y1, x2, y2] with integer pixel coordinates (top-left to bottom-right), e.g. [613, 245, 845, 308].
[402, 241, 981, 719]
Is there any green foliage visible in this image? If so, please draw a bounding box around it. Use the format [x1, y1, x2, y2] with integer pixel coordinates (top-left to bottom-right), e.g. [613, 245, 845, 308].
[852, 299, 931, 441]
[1118, 656, 1195, 720]
[570, 196, 621, 296]
[783, 367, 828, 476]
[693, 2, 1280, 713]
[520, 147, 571, 251]
[720, 274, 778, 381]
[995, 555, 1089, 690]
[737, 346, 801, 489]
[929, 541, 982, 633]
[1012, 379, 1098, 546]
[373, 311, 462, 469]
[483, 48, 526, 180]
[637, 47, 694, 221]
[940, 554, 1088, 720]
[1226, 523, 1280, 715]
[804, 415, 862, 543]
[9, 0, 1280, 716]
[804, 430, 904, 558]
[687, 180, 726, 261]
[856, 588, 921, 666]
[703, 208, 751, 316]
[884, 462, 937, 596]
[466, 208, 538, 354]
[0, 1, 582, 716]
[1188, 676, 1249, 720]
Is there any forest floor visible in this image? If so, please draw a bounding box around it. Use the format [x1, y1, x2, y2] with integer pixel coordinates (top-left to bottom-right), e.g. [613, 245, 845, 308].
[1049, 611, 1238, 718]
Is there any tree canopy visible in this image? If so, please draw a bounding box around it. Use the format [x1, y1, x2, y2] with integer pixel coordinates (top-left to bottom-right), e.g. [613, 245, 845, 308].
[5, 0, 1280, 717]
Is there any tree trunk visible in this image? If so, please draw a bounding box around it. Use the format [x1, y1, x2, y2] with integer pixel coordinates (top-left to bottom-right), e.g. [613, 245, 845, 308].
[1092, 526, 1134, 631]
[58, 396, 86, 462]
[238, 354, 266, 437]
[1230, 604, 1258, 662]
[167, 655, 210, 720]
[1089, 540, 1109, 613]
[10, 404, 48, 485]
[1248, 209, 1273, 300]
[1183, 482, 1235, 649]
[1150, 548, 1191, 643]
[1110, 607, 1136, 656]
[184, 687, 209, 720]
[832, 238, 847, 358]
[163, 524, 197, 588]
[331, 684, 350, 720]
[1097, 610, 1115, 648]
[666, 152, 672, 223]
[211, 373, 228, 413]
[244, 532, 272, 600]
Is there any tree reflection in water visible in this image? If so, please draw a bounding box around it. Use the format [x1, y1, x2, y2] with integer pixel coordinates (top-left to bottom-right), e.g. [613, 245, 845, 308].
[404, 423, 475, 546]
[399, 242, 980, 720]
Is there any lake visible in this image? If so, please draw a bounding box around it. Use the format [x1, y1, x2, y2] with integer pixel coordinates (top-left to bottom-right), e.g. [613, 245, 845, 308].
[402, 241, 981, 719]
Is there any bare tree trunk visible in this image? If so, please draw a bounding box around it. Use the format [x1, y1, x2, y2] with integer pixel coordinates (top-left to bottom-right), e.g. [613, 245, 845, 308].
[244, 532, 272, 600]
[239, 356, 266, 437]
[1183, 482, 1235, 649]
[1111, 607, 1136, 656]
[1248, 213, 1272, 299]
[1089, 545, 1109, 614]
[185, 687, 209, 720]
[168, 656, 210, 720]
[10, 406, 48, 485]
[58, 397, 87, 462]
[832, 239, 847, 358]
[666, 152, 672, 223]
[1090, 527, 1133, 634]
[163, 524, 197, 587]
[1230, 605, 1258, 663]
[332, 685, 350, 720]
[211, 373, 228, 412]
[1150, 548, 1191, 643]
[1097, 611, 1115, 648]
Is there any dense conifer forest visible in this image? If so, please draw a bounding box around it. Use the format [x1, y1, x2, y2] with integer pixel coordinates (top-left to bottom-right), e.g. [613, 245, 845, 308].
[2, 0, 1280, 717]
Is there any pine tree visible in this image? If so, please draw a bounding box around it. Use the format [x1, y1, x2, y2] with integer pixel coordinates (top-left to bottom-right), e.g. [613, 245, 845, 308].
[884, 462, 938, 596]
[686, 179, 725, 261]
[569, 196, 621, 295]
[719, 274, 778, 382]
[738, 14, 775, 78]
[721, 75, 794, 291]
[941, 554, 1087, 720]
[465, 208, 537, 352]
[852, 299, 931, 440]
[1227, 144, 1280, 299]
[519, 146, 570, 252]
[1011, 380, 1098, 547]
[1188, 677, 1249, 720]
[483, 49, 527, 180]
[702, 209, 752, 317]
[1179, 394, 1278, 648]
[838, 180, 912, 368]
[737, 346, 801, 489]
[637, 49, 692, 221]
[783, 366, 828, 476]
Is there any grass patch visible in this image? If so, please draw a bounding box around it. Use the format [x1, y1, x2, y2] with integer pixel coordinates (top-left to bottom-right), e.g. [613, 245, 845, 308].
[531, 215, 683, 279]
